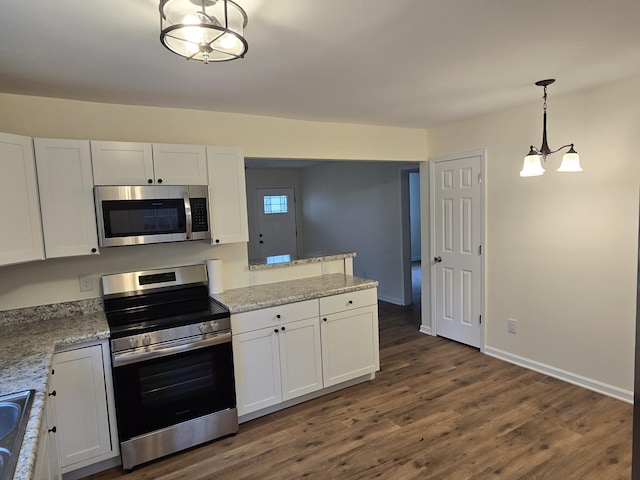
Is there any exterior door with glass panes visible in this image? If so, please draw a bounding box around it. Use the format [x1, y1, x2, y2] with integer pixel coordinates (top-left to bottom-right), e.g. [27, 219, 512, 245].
[255, 188, 298, 260]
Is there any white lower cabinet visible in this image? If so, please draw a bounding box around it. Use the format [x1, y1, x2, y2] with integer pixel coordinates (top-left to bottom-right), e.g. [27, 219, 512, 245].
[319, 289, 380, 387]
[34, 386, 61, 480]
[233, 325, 282, 414]
[51, 341, 119, 474]
[320, 306, 380, 387]
[232, 300, 322, 416]
[232, 288, 379, 418]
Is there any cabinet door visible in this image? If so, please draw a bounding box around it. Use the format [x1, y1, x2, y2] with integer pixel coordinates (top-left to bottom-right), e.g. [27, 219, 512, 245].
[90, 141, 154, 185]
[279, 317, 323, 401]
[152, 143, 208, 185]
[0, 132, 44, 266]
[233, 327, 282, 416]
[206, 146, 249, 244]
[34, 387, 61, 480]
[52, 344, 112, 469]
[34, 139, 99, 258]
[320, 305, 380, 387]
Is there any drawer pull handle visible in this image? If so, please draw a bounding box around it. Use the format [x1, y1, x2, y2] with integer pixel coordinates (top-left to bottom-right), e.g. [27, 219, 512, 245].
[48, 390, 56, 397]
[48, 426, 57, 434]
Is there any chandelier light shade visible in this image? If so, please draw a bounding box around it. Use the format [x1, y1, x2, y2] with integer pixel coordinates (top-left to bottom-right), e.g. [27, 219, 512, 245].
[160, 0, 248, 63]
[520, 79, 582, 177]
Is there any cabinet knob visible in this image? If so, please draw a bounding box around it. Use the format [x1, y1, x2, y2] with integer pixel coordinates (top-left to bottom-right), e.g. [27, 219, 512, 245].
[348, 300, 353, 305]
[259, 240, 264, 244]
[157, 178, 163, 184]
[147, 178, 153, 184]
[48, 426, 57, 434]
[323, 318, 327, 322]
[48, 390, 56, 397]
[91, 248, 97, 253]
[215, 239, 220, 244]
[274, 329, 279, 334]
[281, 326, 286, 331]
[276, 314, 281, 319]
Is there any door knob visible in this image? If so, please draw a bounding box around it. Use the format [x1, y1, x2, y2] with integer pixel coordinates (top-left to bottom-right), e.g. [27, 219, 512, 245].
[434, 256, 442, 263]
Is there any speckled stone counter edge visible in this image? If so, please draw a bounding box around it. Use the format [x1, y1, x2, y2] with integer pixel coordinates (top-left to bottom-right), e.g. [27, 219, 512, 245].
[212, 273, 378, 313]
[248, 251, 356, 271]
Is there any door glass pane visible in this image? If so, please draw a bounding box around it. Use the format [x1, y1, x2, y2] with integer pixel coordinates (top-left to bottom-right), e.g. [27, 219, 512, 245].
[263, 195, 288, 214]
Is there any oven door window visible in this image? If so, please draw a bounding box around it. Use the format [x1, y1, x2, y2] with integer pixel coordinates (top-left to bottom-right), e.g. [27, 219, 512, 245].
[113, 343, 236, 441]
[102, 198, 186, 238]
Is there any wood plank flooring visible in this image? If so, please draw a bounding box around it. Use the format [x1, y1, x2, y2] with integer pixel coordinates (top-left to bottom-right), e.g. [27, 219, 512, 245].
[85, 301, 632, 479]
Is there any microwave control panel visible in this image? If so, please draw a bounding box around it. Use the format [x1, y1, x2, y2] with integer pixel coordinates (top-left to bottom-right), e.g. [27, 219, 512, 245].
[191, 198, 209, 232]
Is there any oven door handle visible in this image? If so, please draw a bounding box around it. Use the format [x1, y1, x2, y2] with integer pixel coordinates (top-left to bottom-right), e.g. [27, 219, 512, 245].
[112, 331, 231, 367]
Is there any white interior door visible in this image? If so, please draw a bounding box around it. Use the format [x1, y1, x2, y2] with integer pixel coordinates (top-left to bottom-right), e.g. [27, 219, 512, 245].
[431, 153, 483, 348]
[255, 187, 298, 258]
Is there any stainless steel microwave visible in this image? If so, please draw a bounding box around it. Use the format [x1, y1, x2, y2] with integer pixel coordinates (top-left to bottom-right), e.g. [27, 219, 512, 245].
[94, 185, 210, 247]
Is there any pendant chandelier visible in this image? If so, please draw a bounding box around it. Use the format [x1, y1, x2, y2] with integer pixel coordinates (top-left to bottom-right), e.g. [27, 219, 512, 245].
[520, 79, 582, 177]
[159, 0, 248, 63]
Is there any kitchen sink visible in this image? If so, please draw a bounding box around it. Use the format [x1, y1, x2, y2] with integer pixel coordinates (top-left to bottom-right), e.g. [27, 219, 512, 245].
[0, 390, 34, 480]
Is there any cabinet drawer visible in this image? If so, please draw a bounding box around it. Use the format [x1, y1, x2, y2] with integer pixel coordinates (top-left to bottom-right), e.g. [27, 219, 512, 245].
[319, 288, 377, 316]
[232, 299, 319, 334]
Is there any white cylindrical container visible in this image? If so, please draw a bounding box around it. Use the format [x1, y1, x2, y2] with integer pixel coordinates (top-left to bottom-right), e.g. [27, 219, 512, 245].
[205, 259, 224, 294]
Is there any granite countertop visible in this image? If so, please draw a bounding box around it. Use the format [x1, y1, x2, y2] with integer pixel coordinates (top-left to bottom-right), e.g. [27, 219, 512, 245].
[0, 300, 109, 480]
[248, 251, 356, 270]
[212, 273, 378, 313]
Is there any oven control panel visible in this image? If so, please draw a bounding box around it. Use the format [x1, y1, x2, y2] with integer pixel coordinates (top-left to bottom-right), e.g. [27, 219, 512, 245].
[111, 317, 231, 354]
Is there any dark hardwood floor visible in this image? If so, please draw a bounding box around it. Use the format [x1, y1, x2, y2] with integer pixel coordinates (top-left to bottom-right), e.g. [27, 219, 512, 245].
[86, 300, 632, 479]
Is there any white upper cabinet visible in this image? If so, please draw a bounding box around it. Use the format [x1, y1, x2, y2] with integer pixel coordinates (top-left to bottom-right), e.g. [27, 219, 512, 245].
[34, 138, 99, 258]
[91, 141, 207, 185]
[0, 132, 45, 266]
[206, 146, 249, 244]
[90, 141, 154, 185]
[152, 143, 208, 185]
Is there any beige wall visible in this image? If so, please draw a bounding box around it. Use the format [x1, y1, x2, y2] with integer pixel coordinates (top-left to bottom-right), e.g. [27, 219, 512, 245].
[0, 93, 427, 160]
[427, 76, 640, 396]
[0, 93, 426, 311]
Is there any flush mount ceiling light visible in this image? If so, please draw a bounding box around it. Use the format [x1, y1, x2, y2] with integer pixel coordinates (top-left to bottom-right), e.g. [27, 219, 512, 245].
[520, 79, 582, 177]
[159, 0, 248, 63]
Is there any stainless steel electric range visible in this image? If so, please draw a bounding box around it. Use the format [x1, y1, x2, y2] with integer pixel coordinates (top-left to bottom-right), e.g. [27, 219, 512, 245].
[102, 264, 237, 471]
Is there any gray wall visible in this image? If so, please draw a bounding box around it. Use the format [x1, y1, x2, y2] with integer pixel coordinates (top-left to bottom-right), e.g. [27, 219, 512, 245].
[300, 162, 414, 305]
[409, 171, 421, 261]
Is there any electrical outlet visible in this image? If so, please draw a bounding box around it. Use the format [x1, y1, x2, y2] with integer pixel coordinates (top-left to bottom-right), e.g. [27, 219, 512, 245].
[508, 318, 517, 334]
[79, 274, 93, 292]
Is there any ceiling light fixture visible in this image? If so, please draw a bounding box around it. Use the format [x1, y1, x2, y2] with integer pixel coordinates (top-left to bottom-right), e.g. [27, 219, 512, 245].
[159, 0, 248, 64]
[520, 79, 582, 177]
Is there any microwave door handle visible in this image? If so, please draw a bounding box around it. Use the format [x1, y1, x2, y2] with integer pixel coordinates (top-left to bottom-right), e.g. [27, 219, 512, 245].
[184, 192, 193, 240]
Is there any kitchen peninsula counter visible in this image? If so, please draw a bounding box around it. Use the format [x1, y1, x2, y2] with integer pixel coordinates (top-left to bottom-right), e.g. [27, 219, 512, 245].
[0, 300, 109, 480]
[248, 251, 356, 270]
[211, 273, 377, 313]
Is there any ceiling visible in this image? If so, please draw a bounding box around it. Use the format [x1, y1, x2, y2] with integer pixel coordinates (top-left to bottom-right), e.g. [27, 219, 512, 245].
[1, 0, 639, 129]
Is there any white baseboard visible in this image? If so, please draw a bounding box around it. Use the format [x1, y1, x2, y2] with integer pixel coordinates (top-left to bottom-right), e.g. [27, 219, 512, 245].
[377, 293, 405, 305]
[484, 346, 633, 404]
[419, 325, 432, 335]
